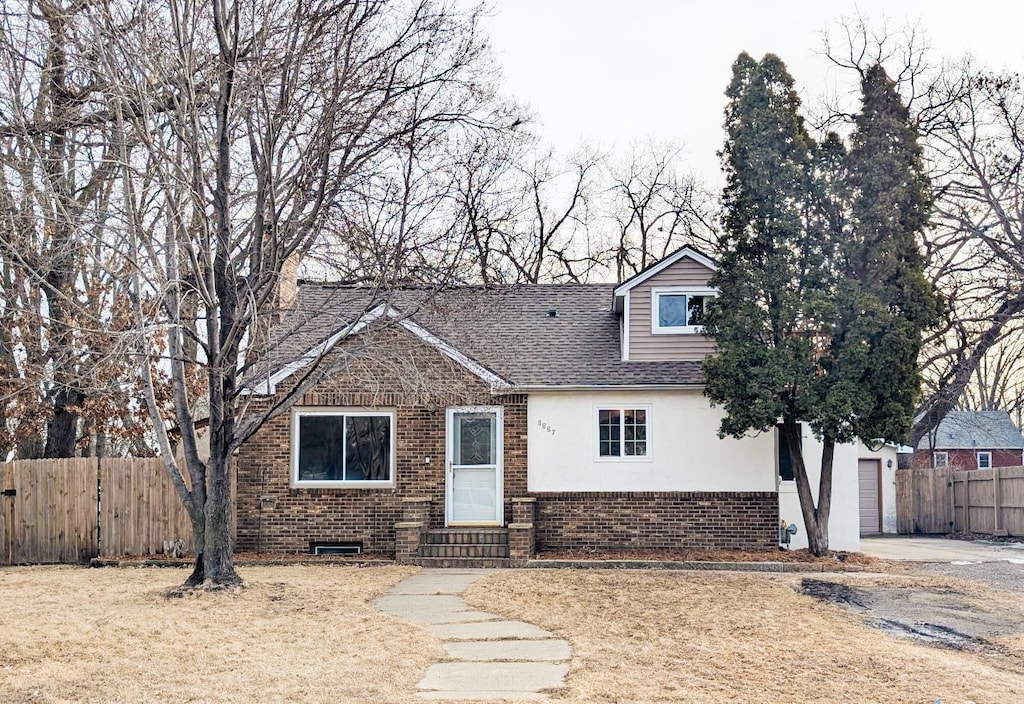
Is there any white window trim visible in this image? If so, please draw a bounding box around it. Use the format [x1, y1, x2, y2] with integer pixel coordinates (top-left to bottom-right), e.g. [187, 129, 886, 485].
[977, 451, 992, 470]
[593, 404, 653, 462]
[650, 286, 716, 335]
[291, 407, 396, 488]
[933, 451, 948, 468]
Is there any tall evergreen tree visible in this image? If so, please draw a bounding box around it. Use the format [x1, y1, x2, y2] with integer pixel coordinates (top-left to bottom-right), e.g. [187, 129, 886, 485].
[705, 57, 939, 555]
[840, 65, 942, 444]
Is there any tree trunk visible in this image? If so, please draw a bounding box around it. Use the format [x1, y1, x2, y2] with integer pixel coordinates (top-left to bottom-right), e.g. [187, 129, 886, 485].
[43, 386, 83, 458]
[183, 515, 206, 588]
[201, 452, 240, 586]
[783, 420, 835, 557]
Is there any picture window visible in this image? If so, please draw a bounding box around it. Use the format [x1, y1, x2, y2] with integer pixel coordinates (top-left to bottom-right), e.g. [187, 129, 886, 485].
[293, 410, 394, 486]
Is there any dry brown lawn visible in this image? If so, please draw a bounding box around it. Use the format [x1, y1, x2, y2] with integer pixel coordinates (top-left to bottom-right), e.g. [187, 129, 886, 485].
[4, 565, 1024, 704]
[0, 565, 435, 704]
[465, 569, 1024, 704]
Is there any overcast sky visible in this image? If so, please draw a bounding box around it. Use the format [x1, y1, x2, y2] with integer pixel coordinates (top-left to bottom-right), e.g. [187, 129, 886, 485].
[481, 0, 1024, 185]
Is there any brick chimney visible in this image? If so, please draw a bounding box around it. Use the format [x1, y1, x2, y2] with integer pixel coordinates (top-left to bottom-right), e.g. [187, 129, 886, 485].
[250, 252, 301, 363]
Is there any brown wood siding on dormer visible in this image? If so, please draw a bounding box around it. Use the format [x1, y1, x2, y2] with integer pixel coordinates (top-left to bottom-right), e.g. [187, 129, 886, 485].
[627, 258, 716, 361]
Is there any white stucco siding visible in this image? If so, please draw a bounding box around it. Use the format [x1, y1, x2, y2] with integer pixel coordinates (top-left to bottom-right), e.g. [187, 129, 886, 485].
[527, 390, 776, 493]
[778, 429, 861, 552]
[856, 441, 899, 534]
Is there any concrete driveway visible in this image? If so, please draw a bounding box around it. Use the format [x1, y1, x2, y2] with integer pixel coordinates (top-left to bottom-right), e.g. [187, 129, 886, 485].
[860, 535, 1024, 563]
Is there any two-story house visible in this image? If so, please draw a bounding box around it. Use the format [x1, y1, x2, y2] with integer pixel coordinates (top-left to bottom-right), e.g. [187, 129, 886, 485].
[236, 247, 885, 563]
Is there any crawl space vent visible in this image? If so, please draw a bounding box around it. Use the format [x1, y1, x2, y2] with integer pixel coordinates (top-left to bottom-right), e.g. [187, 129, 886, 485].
[311, 541, 362, 556]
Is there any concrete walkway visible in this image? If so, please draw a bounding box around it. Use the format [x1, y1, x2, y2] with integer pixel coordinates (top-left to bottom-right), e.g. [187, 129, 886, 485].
[860, 535, 1024, 563]
[374, 569, 570, 701]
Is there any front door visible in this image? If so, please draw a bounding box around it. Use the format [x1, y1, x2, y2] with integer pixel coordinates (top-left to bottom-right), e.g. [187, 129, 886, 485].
[446, 407, 503, 525]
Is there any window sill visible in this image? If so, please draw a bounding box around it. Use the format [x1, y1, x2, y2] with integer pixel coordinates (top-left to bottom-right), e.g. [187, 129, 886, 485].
[290, 480, 396, 490]
[593, 456, 653, 463]
[651, 325, 705, 335]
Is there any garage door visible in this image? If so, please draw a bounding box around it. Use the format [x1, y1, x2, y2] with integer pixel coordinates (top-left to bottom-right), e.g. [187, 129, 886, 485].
[858, 459, 881, 535]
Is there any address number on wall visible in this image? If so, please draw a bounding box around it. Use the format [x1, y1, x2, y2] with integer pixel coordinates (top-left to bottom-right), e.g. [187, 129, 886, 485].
[537, 419, 556, 435]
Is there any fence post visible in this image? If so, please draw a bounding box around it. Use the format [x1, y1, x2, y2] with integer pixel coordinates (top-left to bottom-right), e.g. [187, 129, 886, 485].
[946, 470, 954, 532]
[964, 473, 971, 533]
[993, 467, 1005, 536]
[1, 463, 13, 565]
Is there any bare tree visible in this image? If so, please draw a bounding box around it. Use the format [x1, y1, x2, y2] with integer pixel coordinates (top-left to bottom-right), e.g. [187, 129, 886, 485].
[92, 0, 503, 588]
[910, 64, 1024, 445]
[311, 101, 526, 285]
[0, 1, 161, 459]
[603, 141, 717, 280]
[960, 326, 1024, 428]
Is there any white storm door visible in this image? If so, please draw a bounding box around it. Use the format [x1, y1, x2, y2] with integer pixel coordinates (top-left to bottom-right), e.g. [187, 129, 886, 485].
[446, 407, 503, 525]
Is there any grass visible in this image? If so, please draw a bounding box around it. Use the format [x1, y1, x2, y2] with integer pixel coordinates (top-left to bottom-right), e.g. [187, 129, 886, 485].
[465, 569, 1024, 703]
[0, 565, 433, 704]
[3, 565, 1023, 703]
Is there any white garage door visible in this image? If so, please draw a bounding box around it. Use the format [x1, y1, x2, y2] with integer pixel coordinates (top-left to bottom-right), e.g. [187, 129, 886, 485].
[858, 460, 881, 535]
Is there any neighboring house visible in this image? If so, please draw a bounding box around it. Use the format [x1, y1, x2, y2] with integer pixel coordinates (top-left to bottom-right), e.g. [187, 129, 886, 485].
[912, 410, 1024, 470]
[236, 247, 890, 562]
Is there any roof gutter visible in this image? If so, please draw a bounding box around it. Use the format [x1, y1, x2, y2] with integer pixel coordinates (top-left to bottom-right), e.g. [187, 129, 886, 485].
[503, 383, 706, 393]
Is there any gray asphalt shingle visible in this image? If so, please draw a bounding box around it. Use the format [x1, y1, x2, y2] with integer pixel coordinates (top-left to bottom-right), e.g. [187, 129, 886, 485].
[917, 410, 1024, 450]
[260, 283, 704, 389]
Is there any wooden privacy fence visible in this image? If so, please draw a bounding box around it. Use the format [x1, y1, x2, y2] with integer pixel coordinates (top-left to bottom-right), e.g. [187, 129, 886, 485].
[896, 466, 1024, 536]
[0, 458, 197, 565]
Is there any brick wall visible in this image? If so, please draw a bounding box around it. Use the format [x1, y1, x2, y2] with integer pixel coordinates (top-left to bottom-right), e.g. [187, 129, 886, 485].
[235, 327, 527, 555]
[237, 326, 779, 557]
[912, 448, 1024, 470]
[532, 491, 778, 552]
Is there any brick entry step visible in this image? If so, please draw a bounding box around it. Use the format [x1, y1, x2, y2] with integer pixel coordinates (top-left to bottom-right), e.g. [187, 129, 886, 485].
[414, 529, 510, 568]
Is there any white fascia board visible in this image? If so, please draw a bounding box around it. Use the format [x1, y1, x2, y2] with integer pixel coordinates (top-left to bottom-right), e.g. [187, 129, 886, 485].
[387, 309, 512, 391]
[251, 303, 512, 395]
[622, 291, 630, 361]
[612, 247, 719, 303]
[248, 303, 388, 395]
[515, 383, 705, 392]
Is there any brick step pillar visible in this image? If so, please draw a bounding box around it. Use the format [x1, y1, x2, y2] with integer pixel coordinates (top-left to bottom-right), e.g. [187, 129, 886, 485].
[395, 497, 431, 564]
[509, 497, 536, 566]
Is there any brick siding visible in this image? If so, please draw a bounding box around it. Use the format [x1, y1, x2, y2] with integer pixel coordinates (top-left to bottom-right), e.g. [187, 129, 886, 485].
[237, 326, 779, 556]
[532, 491, 778, 552]
[235, 327, 527, 555]
[912, 448, 1024, 470]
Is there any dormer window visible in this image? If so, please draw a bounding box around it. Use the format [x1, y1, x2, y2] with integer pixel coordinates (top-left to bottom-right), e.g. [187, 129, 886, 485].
[651, 287, 715, 334]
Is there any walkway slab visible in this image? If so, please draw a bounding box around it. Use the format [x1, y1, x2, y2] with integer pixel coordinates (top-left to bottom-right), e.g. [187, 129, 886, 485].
[375, 594, 469, 613]
[388, 569, 491, 594]
[418, 662, 570, 692]
[443, 639, 572, 662]
[426, 619, 553, 641]
[375, 568, 571, 701]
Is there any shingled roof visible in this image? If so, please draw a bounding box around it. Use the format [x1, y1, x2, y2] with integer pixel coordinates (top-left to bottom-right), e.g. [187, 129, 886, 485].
[254, 282, 704, 392]
[917, 410, 1024, 450]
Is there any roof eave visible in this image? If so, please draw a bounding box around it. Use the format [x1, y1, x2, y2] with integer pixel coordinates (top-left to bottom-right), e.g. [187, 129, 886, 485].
[245, 303, 512, 395]
[513, 383, 706, 392]
[612, 246, 718, 301]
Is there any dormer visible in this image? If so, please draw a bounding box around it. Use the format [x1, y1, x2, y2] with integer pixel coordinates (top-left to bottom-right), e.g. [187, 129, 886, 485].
[612, 247, 718, 362]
